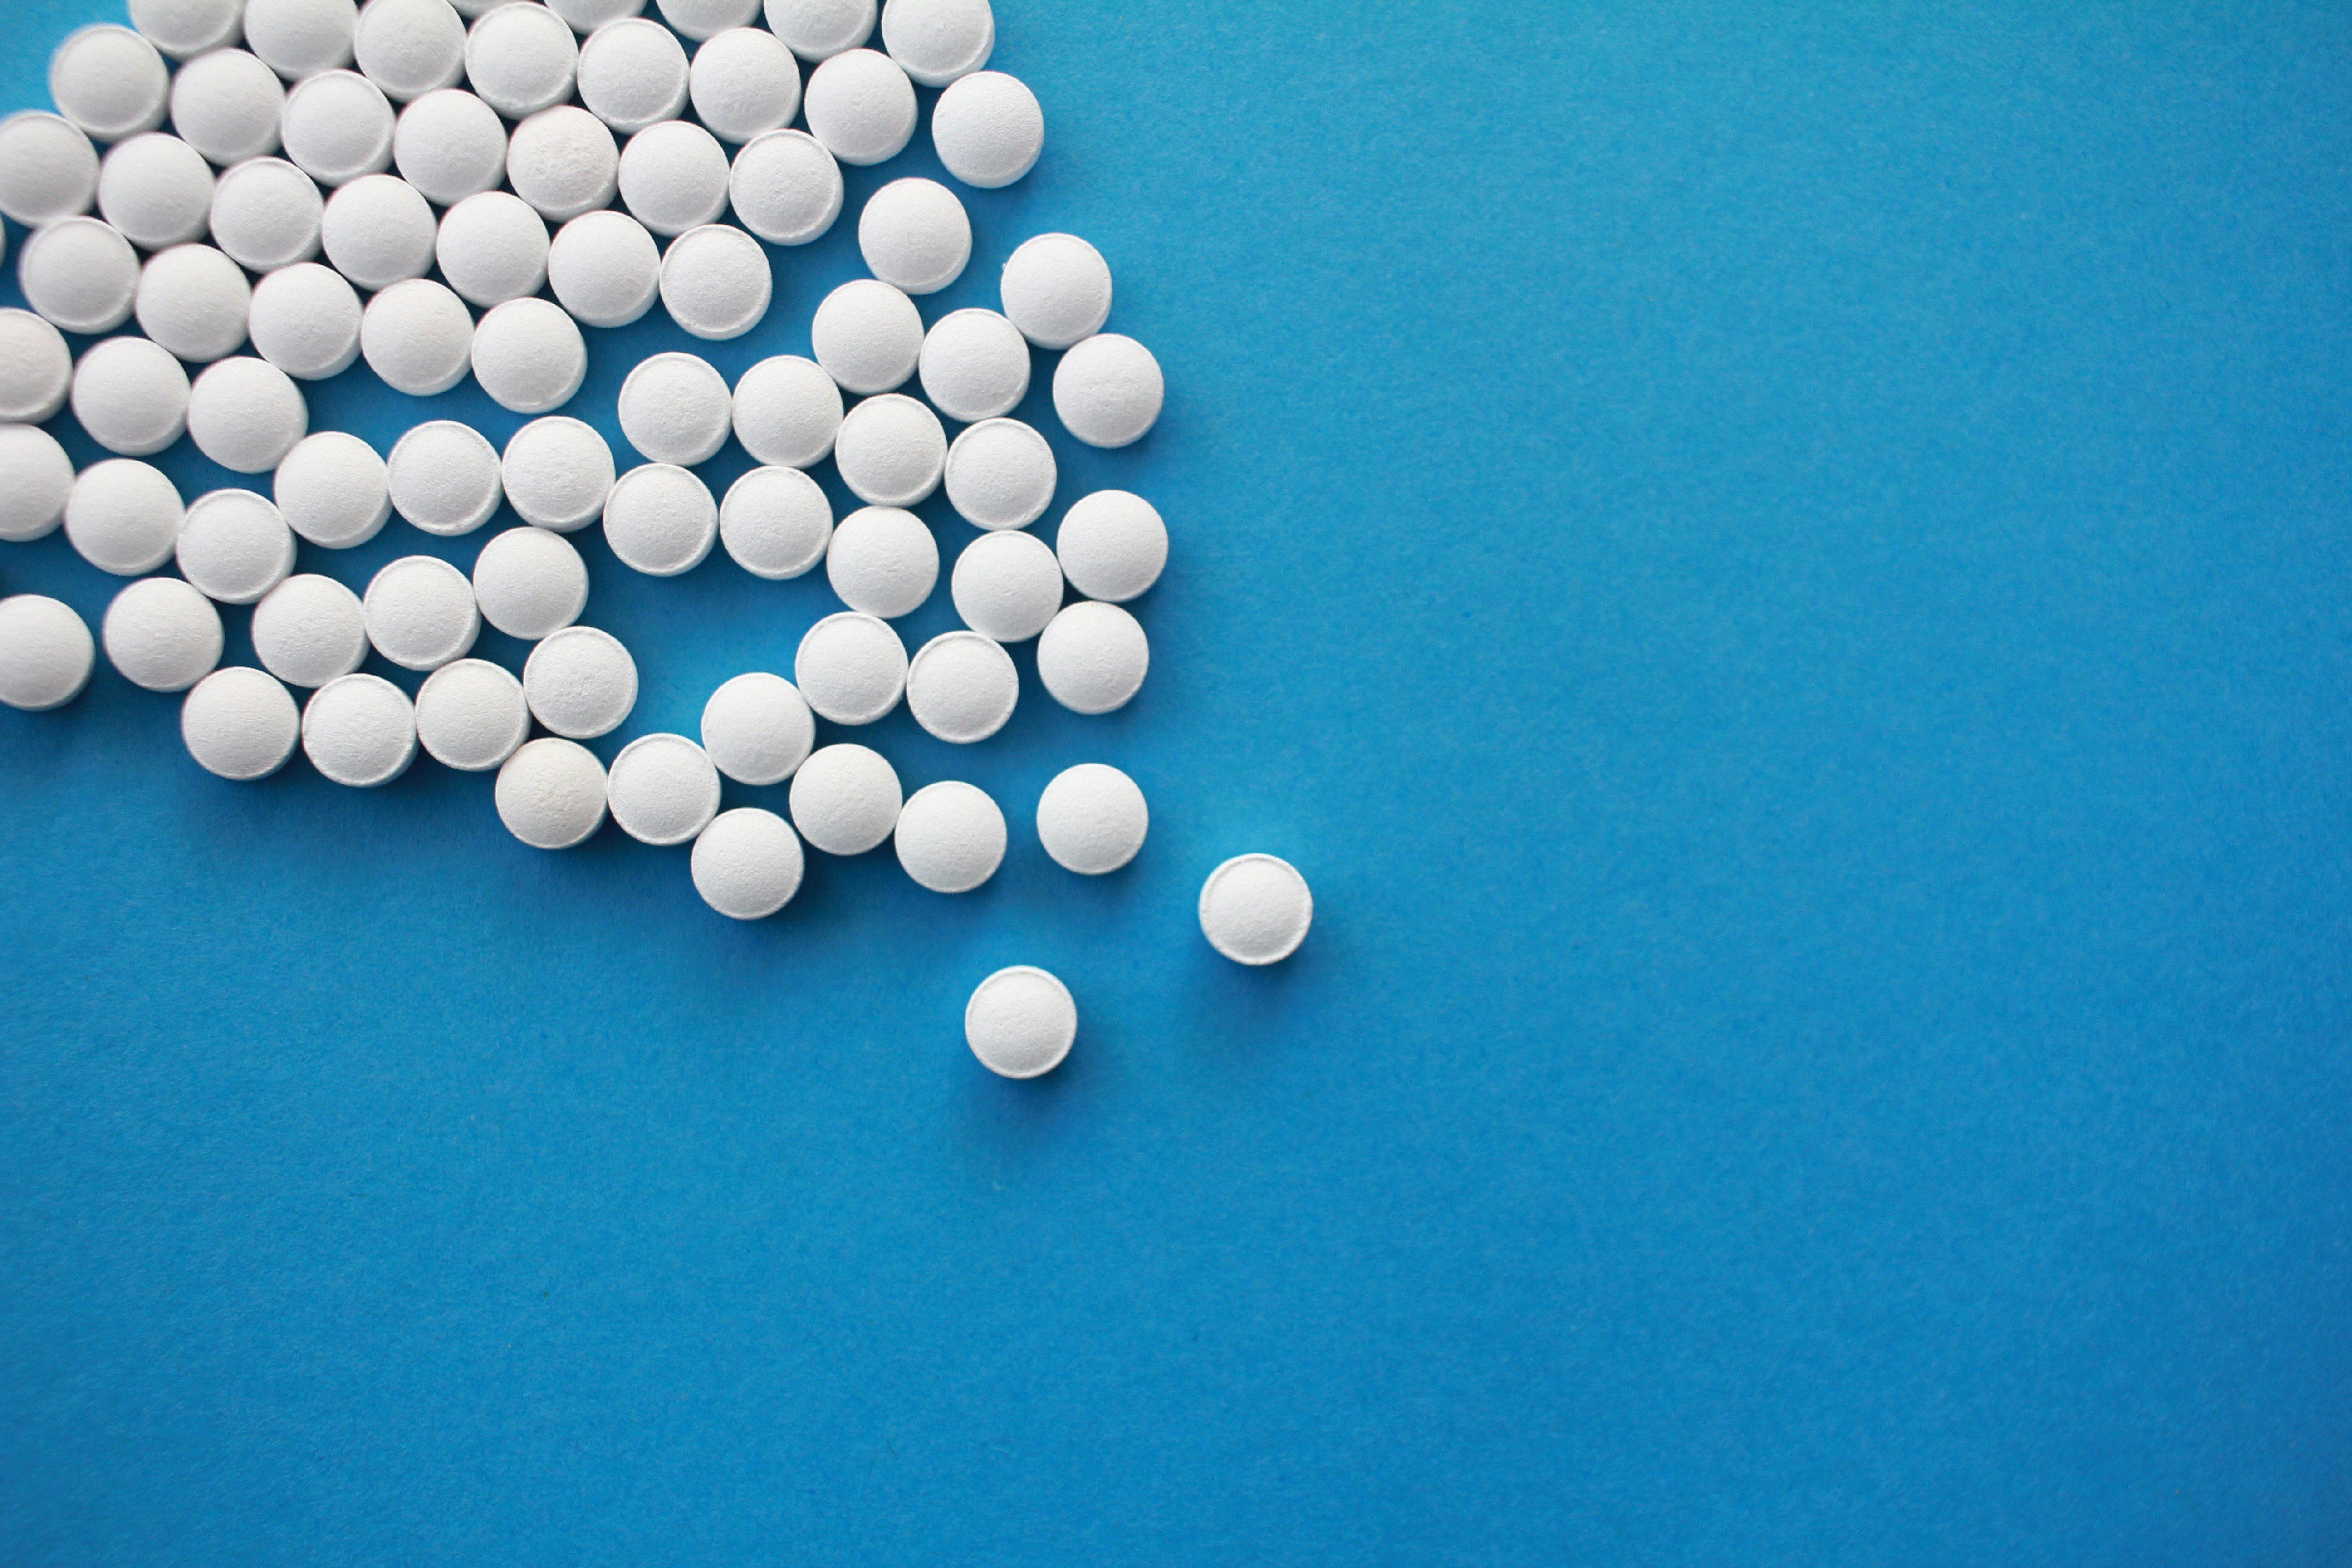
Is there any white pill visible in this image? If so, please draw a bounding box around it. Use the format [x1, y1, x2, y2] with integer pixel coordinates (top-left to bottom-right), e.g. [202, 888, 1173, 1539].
[66, 459, 183, 575]
[171, 51, 288, 166]
[950, 527, 1059, 641]
[893, 779, 1002, 892]
[832, 391, 944, 507]
[471, 522, 587, 637]
[1055, 488, 1166, 603]
[506, 104, 617, 221]
[963, 965, 1073, 1078]
[880, 0, 990, 88]
[1200, 853, 1313, 965]
[727, 127, 839, 245]
[547, 208, 660, 327]
[392, 87, 505, 203]
[786, 740, 897, 853]
[1035, 598, 1146, 715]
[801, 48, 913, 167]
[0, 595, 92, 712]
[0, 424, 75, 542]
[360, 277, 474, 393]
[718, 465, 830, 578]
[274, 431, 390, 547]
[436, 189, 548, 305]
[19, 217, 140, 335]
[606, 731, 720, 844]
[0, 311, 71, 425]
[691, 807, 803, 917]
[365, 552, 478, 668]
[999, 231, 1109, 350]
[699, 669, 810, 783]
[250, 571, 368, 685]
[657, 0, 758, 42]
[549, 0, 645, 29]
[50, 25, 172, 143]
[103, 575, 223, 691]
[618, 350, 731, 464]
[208, 156, 323, 271]
[244, 0, 359, 78]
[248, 262, 363, 379]
[181, 665, 301, 777]
[765, 0, 873, 61]
[414, 656, 528, 769]
[729, 356, 838, 470]
[905, 628, 1014, 742]
[944, 416, 1054, 530]
[354, 0, 467, 101]
[495, 735, 607, 847]
[575, 17, 686, 133]
[522, 622, 635, 736]
[500, 414, 612, 530]
[602, 461, 717, 576]
[302, 671, 416, 785]
[793, 609, 902, 724]
[319, 172, 436, 289]
[387, 417, 501, 534]
[187, 355, 308, 473]
[617, 119, 729, 236]
[464, 2, 579, 117]
[98, 133, 217, 249]
[281, 69, 397, 186]
[931, 69, 1039, 189]
[137, 244, 252, 362]
[690, 28, 799, 142]
[131, 0, 245, 60]
[71, 336, 190, 457]
[470, 296, 585, 413]
[808, 279, 918, 395]
[659, 223, 770, 340]
[857, 176, 968, 296]
[1035, 761, 1145, 874]
[916, 308, 1025, 422]
[825, 504, 934, 618]
[1054, 332, 1163, 449]
[0, 113, 101, 226]
[176, 487, 298, 604]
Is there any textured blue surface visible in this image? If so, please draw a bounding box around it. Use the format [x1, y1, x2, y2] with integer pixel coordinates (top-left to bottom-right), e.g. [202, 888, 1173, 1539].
[4, 0, 2351, 1562]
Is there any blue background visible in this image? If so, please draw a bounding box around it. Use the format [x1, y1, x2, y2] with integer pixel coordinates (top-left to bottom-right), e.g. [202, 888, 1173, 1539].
[3, 0, 2350, 1562]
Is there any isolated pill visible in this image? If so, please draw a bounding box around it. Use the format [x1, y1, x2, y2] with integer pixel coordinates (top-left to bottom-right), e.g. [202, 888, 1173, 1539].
[1034, 761, 1144, 874]
[131, 0, 245, 61]
[472, 523, 588, 637]
[19, 216, 140, 335]
[0, 424, 75, 542]
[187, 355, 308, 473]
[170, 51, 288, 166]
[576, 16, 687, 132]
[415, 656, 528, 769]
[858, 176, 968, 294]
[905, 628, 1014, 743]
[691, 27, 799, 142]
[320, 172, 437, 289]
[731, 354, 841, 468]
[918, 307, 1027, 422]
[801, 48, 913, 166]
[619, 350, 732, 465]
[0, 112, 101, 226]
[1199, 853, 1312, 965]
[436, 188, 549, 305]
[660, 223, 770, 339]
[0, 596, 92, 712]
[70, 335, 191, 457]
[1034, 598, 1146, 715]
[547, 208, 661, 327]
[181, 665, 301, 779]
[506, 104, 618, 221]
[963, 965, 1073, 1078]
[103, 575, 223, 691]
[1054, 332, 1162, 448]
[787, 740, 898, 853]
[353, 0, 468, 101]
[365, 553, 479, 669]
[392, 86, 507, 203]
[930, 69, 1039, 189]
[656, 0, 759, 42]
[464, 2, 579, 118]
[691, 807, 803, 917]
[359, 277, 474, 394]
[176, 486, 297, 603]
[98, 132, 217, 249]
[950, 527, 1060, 642]
[66, 459, 184, 575]
[727, 127, 840, 245]
[137, 243, 254, 362]
[825, 504, 935, 618]
[274, 431, 390, 548]
[280, 69, 397, 186]
[0, 310, 72, 425]
[617, 119, 729, 236]
[209, 156, 324, 271]
[809, 278, 920, 395]
[832, 391, 944, 507]
[243, 0, 359, 80]
[470, 296, 585, 413]
[1055, 488, 1165, 603]
[603, 462, 718, 576]
[548, 0, 645, 30]
[765, 0, 873, 62]
[302, 671, 416, 785]
[999, 231, 1108, 350]
[718, 465, 831, 578]
[249, 262, 364, 379]
[700, 669, 811, 784]
[943, 416, 1054, 530]
[495, 735, 608, 847]
[794, 609, 904, 724]
[387, 418, 502, 535]
[605, 731, 720, 844]
[893, 779, 1003, 892]
[250, 571, 368, 685]
[522, 623, 636, 736]
[50, 25, 172, 143]
[500, 415, 613, 530]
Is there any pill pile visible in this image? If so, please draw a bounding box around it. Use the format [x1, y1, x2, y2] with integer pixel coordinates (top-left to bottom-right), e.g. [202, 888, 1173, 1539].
[0, 0, 1309, 1080]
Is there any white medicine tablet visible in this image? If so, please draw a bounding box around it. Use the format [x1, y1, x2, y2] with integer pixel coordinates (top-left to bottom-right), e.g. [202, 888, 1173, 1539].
[618, 350, 731, 465]
[170, 52, 288, 166]
[0, 310, 72, 425]
[470, 296, 586, 413]
[831, 392, 945, 507]
[464, 2, 579, 118]
[244, 0, 359, 79]
[766, 0, 873, 61]
[495, 735, 607, 847]
[506, 105, 618, 221]
[919, 308, 1027, 422]
[1035, 598, 1146, 715]
[320, 172, 436, 289]
[181, 666, 301, 777]
[793, 609, 903, 724]
[275, 431, 390, 547]
[19, 217, 140, 335]
[137, 243, 253, 362]
[1054, 332, 1163, 449]
[0, 424, 75, 543]
[0, 596, 93, 712]
[50, 25, 172, 143]
[691, 28, 799, 142]
[659, 223, 770, 340]
[104, 575, 224, 691]
[731, 354, 840, 467]
[943, 417, 1055, 530]
[250, 571, 368, 685]
[0, 113, 101, 227]
[606, 731, 720, 845]
[365, 553, 479, 668]
[71, 335, 191, 457]
[392, 86, 506, 203]
[302, 671, 416, 785]
[602, 462, 717, 576]
[353, 0, 468, 101]
[522, 622, 636, 736]
[248, 262, 364, 379]
[387, 418, 501, 535]
[208, 156, 324, 271]
[187, 355, 308, 473]
[66, 459, 184, 575]
[858, 176, 968, 295]
[656, 0, 759, 42]
[436, 189, 549, 306]
[1034, 760, 1145, 874]
[547, 209, 661, 328]
[787, 740, 898, 853]
[826, 504, 935, 619]
[699, 669, 811, 784]
[500, 414, 612, 530]
[892, 779, 1003, 892]
[176, 487, 298, 603]
[904, 628, 1014, 743]
[691, 807, 803, 917]
[471, 523, 588, 637]
[963, 965, 1073, 1078]
[98, 133, 217, 249]
[415, 656, 528, 770]
[880, 0, 991, 87]
[131, 0, 245, 60]
[617, 119, 729, 236]
[1000, 231, 1110, 350]
[575, 17, 687, 133]
[549, 0, 645, 30]
[950, 527, 1060, 642]
[1056, 488, 1165, 602]
[359, 277, 474, 394]
[1199, 853, 1313, 965]
[727, 127, 840, 245]
[808, 278, 920, 395]
[281, 69, 397, 186]
[931, 69, 1040, 189]
[718, 465, 830, 578]
[801, 49, 914, 167]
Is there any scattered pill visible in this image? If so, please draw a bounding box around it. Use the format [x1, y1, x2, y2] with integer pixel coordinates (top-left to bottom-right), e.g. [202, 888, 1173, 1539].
[464, 1, 579, 117]
[893, 779, 1004, 892]
[930, 69, 1040, 189]
[359, 276, 475, 394]
[472, 523, 588, 637]
[918, 309, 1027, 422]
[700, 670, 812, 783]
[880, 0, 991, 88]
[575, 16, 687, 132]
[794, 609, 904, 724]
[619, 351, 732, 465]
[187, 355, 309, 473]
[495, 735, 608, 847]
[387, 418, 502, 535]
[905, 629, 1014, 742]
[659, 222, 771, 340]
[730, 358, 840, 473]
[548, 0, 645, 29]
[787, 740, 899, 853]
[244, 0, 360, 79]
[944, 417, 1055, 530]
[606, 731, 720, 844]
[302, 671, 417, 785]
[281, 69, 397, 186]
[208, 156, 324, 271]
[248, 262, 364, 379]
[365, 553, 479, 669]
[176, 487, 298, 604]
[0, 311, 72, 425]
[1035, 598, 1146, 714]
[718, 465, 831, 578]
[353, 0, 469, 101]
[170, 51, 288, 166]
[500, 415, 613, 530]
[98, 132, 217, 249]
[1035, 761, 1145, 873]
[0, 113, 101, 227]
[0, 425, 74, 543]
[66, 459, 184, 575]
[103, 575, 223, 691]
[810, 281, 919, 397]
[832, 392, 945, 506]
[1054, 332, 1163, 449]
[275, 431, 391, 547]
[691, 27, 799, 142]
[1199, 853, 1312, 965]
[603, 462, 718, 576]
[826, 505, 936, 618]
[50, 25, 172, 143]
[436, 188, 549, 305]
[137, 243, 254, 361]
[250, 571, 368, 685]
[392, 86, 507, 203]
[963, 964, 1073, 1078]
[1000, 231, 1110, 350]
[547, 208, 661, 327]
[470, 296, 585, 413]
[950, 527, 1060, 641]
[320, 172, 437, 289]
[19, 216, 141, 335]
[506, 104, 618, 221]
[71, 335, 191, 457]
[766, 0, 874, 61]
[727, 127, 840, 245]
[802, 48, 914, 166]
[617, 119, 730, 236]
[522, 623, 636, 736]
[657, 0, 759, 42]
[1055, 488, 1165, 602]
[414, 656, 528, 769]
[181, 665, 301, 777]
[131, 0, 245, 60]
[858, 176, 969, 295]
[691, 807, 804, 917]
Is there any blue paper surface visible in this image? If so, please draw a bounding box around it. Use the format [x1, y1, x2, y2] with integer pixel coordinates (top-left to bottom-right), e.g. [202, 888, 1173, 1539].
[4, 0, 2350, 1562]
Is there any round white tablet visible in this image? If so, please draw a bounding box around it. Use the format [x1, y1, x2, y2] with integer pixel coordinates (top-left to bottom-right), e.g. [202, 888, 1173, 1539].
[244, 0, 359, 79]
[500, 415, 612, 530]
[731, 353, 841, 467]
[727, 127, 840, 245]
[1035, 761, 1145, 874]
[964, 965, 1073, 1078]
[825, 504, 935, 618]
[365, 553, 478, 668]
[691, 807, 803, 917]
[359, 277, 474, 393]
[0, 311, 72, 425]
[1199, 853, 1312, 965]
[19, 216, 139, 335]
[71, 335, 191, 456]
[718, 465, 830, 578]
[809, 278, 920, 394]
[208, 156, 323, 271]
[170, 51, 287, 166]
[303, 671, 416, 785]
[656, 0, 759, 41]
[880, 0, 990, 87]
[387, 418, 501, 535]
[353, 0, 467, 101]
[943, 416, 1054, 529]
[619, 350, 731, 464]
[1000, 231, 1110, 349]
[691, 27, 799, 142]
[98, 133, 216, 248]
[522, 623, 635, 736]
[858, 176, 968, 294]
[506, 104, 618, 221]
[274, 431, 389, 548]
[137, 243, 253, 362]
[181, 665, 301, 779]
[281, 70, 397, 186]
[919, 308, 1027, 422]
[548, 0, 645, 30]
[320, 171, 436, 288]
[464, 2, 578, 118]
[176, 487, 297, 603]
[392, 86, 505, 203]
[930, 69, 1040, 189]
[0, 113, 100, 227]
[575, 16, 687, 132]
[659, 223, 771, 340]
[0, 424, 75, 543]
[787, 740, 898, 853]
[793, 609, 903, 724]
[1035, 598, 1146, 715]
[1056, 489, 1166, 602]
[893, 780, 1003, 892]
[699, 669, 811, 783]
[547, 208, 661, 327]
[470, 296, 586, 413]
[436, 189, 549, 305]
[187, 355, 308, 472]
[1054, 332, 1163, 448]
[103, 576, 222, 691]
[831, 391, 945, 506]
[495, 735, 607, 847]
[66, 459, 183, 575]
[471, 523, 588, 637]
[801, 48, 913, 166]
[905, 628, 1014, 742]
[248, 262, 363, 379]
[766, 0, 873, 61]
[616, 119, 729, 236]
[414, 656, 528, 770]
[606, 731, 720, 844]
[250, 571, 368, 685]
[50, 25, 172, 143]
[131, 0, 244, 60]
[602, 462, 717, 576]
[950, 527, 1060, 641]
